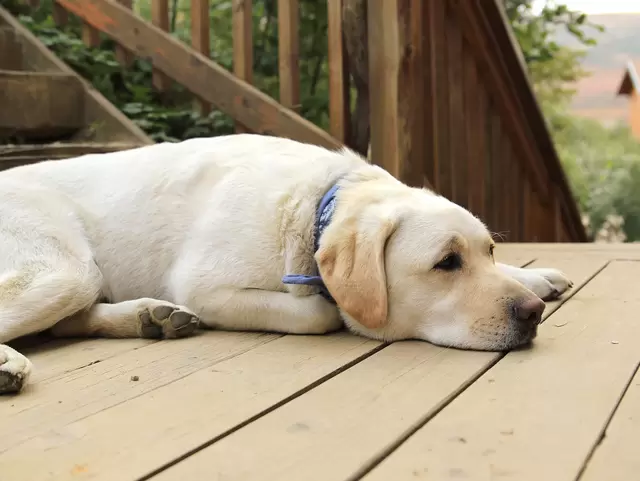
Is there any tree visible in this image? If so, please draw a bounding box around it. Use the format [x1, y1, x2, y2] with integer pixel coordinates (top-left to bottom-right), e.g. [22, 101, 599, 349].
[503, 0, 602, 110]
[504, 1, 640, 242]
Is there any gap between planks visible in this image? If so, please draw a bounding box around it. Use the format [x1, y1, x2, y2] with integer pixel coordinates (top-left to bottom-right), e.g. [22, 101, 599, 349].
[363, 260, 639, 481]
[145, 256, 604, 481]
[0, 249, 555, 481]
[576, 345, 640, 481]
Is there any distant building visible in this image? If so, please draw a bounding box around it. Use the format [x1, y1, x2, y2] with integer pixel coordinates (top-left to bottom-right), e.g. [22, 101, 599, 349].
[616, 61, 640, 138]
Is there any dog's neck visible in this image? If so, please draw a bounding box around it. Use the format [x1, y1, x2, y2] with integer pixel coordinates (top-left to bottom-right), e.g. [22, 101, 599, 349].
[281, 182, 340, 303]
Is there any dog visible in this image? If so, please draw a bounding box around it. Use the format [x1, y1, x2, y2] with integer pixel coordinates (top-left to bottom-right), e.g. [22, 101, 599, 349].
[0, 134, 572, 394]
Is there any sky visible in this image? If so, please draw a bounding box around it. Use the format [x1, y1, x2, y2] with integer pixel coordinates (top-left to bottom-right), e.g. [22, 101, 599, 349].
[532, 0, 640, 14]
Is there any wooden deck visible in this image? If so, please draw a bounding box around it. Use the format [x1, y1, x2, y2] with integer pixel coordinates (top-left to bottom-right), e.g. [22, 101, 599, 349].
[2, 243, 639, 481]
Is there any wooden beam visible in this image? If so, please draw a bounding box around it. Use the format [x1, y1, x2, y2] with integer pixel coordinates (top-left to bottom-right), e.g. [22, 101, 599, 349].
[0, 27, 23, 70]
[424, 0, 448, 194]
[0, 71, 83, 140]
[449, 0, 550, 201]
[191, 0, 211, 115]
[56, 0, 340, 149]
[52, 2, 69, 26]
[367, 0, 427, 188]
[278, 0, 300, 111]
[327, 0, 350, 143]
[82, 23, 101, 48]
[114, 0, 134, 67]
[151, 0, 171, 93]
[232, 0, 253, 133]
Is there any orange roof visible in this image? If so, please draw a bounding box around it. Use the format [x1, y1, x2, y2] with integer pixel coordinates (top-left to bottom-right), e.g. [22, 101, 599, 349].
[617, 61, 640, 95]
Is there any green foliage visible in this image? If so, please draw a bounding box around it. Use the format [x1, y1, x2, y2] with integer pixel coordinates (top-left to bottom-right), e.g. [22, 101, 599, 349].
[503, 0, 603, 108]
[9, 0, 336, 140]
[550, 111, 640, 241]
[506, 0, 640, 241]
[13, 2, 235, 141]
[7, 0, 640, 240]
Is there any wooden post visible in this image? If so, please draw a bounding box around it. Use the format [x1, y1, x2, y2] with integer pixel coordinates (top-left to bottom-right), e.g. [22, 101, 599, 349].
[367, 0, 427, 187]
[232, 0, 253, 133]
[114, 0, 134, 67]
[278, 0, 300, 111]
[327, 0, 350, 144]
[56, 0, 340, 149]
[82, 23, 101, 48]
[151, 0, 172, 93]
[191, 0, 211, 115]
[52, 2, 69, 26]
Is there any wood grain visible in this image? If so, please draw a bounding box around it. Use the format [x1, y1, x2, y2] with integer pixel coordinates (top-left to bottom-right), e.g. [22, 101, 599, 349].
[365, 260, 637, 481]
[580, 363, 640, 481]
[145, 254, 564, 481]
[278, 0, 300, 111]
[151, 0, 171, 92]
[0, 334, 377, 481]
[0, 332, 275, 451]
[232, 0, 253, 133]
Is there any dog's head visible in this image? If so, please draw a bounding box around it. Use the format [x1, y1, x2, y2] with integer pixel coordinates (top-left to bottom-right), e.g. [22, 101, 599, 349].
[315, 173, 544, 351]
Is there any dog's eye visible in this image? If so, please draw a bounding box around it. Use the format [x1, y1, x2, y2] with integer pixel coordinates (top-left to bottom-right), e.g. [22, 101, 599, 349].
[489, 244, 495, 257]
[434, 253, 462, 271]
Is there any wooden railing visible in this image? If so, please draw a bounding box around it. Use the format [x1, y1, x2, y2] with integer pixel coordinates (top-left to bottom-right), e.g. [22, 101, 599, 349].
[21, 0, 587, 242]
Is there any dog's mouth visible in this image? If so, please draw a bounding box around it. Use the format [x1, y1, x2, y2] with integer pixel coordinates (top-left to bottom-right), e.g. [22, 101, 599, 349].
[505, 324, 538, 351]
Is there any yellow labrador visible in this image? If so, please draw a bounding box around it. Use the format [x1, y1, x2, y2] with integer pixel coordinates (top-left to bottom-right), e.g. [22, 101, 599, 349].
[0, 135, 571, 394]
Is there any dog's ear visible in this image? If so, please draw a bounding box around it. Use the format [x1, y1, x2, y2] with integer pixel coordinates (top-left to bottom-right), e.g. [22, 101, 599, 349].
[316, 212, 396, 330]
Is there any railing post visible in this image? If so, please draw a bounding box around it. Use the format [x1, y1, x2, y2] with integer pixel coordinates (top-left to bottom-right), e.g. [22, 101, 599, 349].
[52, 2, 69, 26]
[151, 0, 172, 93]
[327, 0, 350, 145]
[278, 0, 300, 112]
[114, 0, 134, 67]
[232, 0, 253, 133]
[191, 0, 212, 115]
[82, 24, 101, 49]
[367, 0, 427, 188]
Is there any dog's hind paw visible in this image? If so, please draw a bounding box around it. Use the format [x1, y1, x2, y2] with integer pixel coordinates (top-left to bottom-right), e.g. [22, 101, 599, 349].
[0, 345, 32, 395]
[137, 301, 200, 339]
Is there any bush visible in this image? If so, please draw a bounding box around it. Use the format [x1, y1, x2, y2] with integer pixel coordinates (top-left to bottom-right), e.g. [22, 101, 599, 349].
[550, 111, 640, 241]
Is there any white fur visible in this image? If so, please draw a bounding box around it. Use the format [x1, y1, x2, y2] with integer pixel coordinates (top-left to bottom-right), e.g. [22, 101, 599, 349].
[0, 134, 572, 394]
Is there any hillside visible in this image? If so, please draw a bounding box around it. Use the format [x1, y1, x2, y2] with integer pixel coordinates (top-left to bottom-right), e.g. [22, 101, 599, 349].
[556, 13, 640, 125]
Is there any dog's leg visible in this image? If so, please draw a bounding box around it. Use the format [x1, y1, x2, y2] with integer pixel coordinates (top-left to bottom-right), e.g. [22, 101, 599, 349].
[51, 298, 200, 339]
[182, 289, 343, 335]
[0, 263, 103, 394]
[497, 263, 574, 301]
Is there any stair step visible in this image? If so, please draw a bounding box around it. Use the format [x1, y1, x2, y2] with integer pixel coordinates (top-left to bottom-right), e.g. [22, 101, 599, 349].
[0, 27, 22, 70]
[0, 70, 84, 142]
[0, 142, 139, 171]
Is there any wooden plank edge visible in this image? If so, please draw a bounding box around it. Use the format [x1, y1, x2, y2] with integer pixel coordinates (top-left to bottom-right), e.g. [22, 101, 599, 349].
[348, 257, 608, 480]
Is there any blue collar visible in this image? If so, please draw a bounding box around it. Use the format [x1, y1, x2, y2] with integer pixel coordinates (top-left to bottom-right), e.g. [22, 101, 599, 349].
[281, 183, 340, 303]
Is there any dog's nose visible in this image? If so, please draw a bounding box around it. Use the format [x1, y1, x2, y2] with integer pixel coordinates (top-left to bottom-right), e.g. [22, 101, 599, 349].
[515, 298, 545, 326]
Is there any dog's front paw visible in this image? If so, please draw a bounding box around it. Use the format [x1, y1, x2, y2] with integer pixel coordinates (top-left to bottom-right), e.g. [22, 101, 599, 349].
[0, 345, 32, 395]
[525, 268, 574, 301]
[137, 301, 200, 339]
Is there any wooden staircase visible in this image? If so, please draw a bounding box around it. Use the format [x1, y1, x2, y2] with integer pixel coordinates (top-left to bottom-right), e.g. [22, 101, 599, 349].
[3, 0, 587, 242]
[0, 6, 151, 170]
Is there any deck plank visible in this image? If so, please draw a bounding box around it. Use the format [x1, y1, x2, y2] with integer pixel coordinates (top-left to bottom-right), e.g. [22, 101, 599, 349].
[13, 337, 153, 384]
[0, 333, 378, 481]
[579, 363, 640, 481]
[363, 260, 640, 481]
[0, 331, 276, 451]
[499, 242, 640, 259]
[145, 257, 602, 480]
